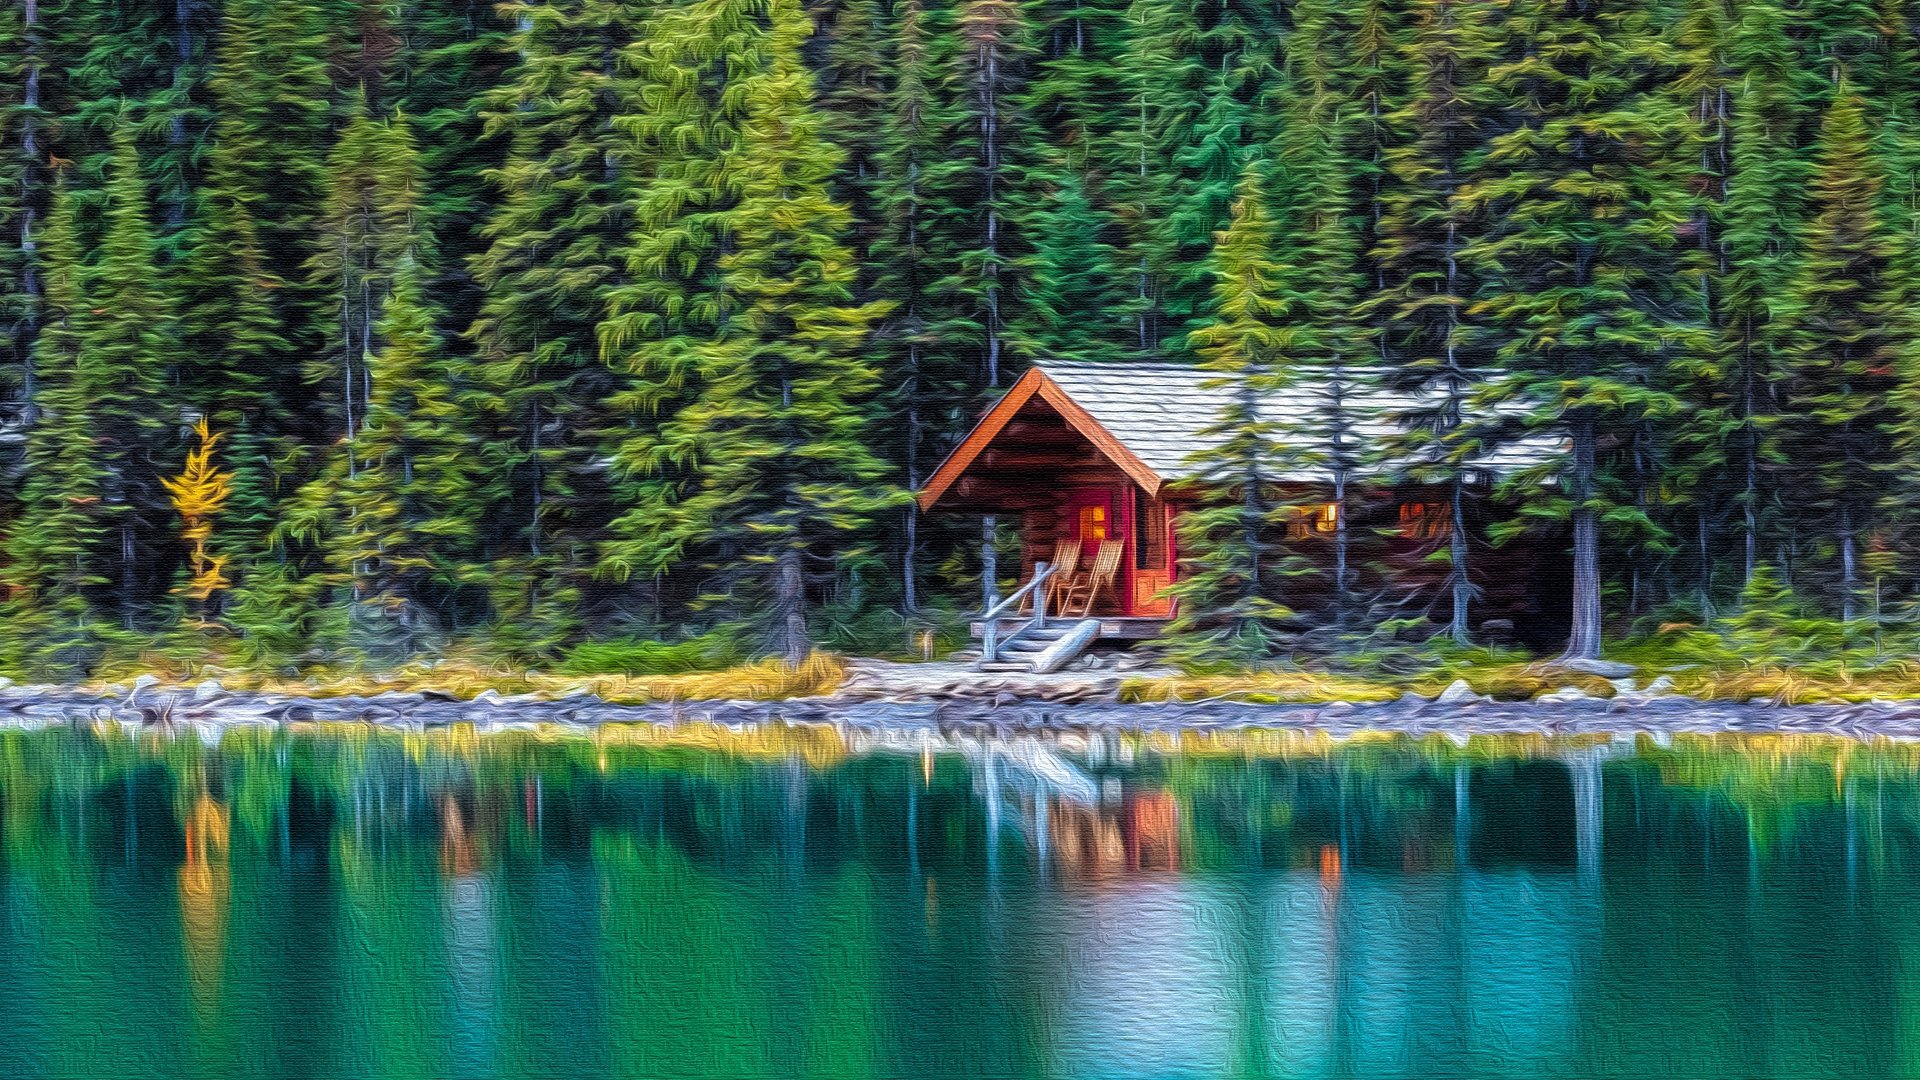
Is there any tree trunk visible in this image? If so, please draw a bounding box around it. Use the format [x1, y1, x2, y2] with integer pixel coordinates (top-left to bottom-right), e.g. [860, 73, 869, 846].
[1448, 477, 1470, 644]
[1563, 415, 1602, 660]
[981, 515, 998, 612]
[776, 543, 809, 667]
[1840, 506, 1858, 622]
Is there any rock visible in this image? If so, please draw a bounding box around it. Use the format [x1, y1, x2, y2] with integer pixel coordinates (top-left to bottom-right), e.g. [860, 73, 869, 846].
[1644, 675, 1677, 695]
[472, 689, 503, 706]
[1536, 686, 1594, 703]
[131, 674, 162, 697]
[1435, 679, 1489, 706]
[192, 679, 225, 701]
[0, 676, 13, 691]
[1559, 658, 1638, 679]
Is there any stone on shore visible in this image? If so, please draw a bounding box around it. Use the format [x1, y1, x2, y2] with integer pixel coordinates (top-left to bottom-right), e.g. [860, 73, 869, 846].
[1559, 658, 1639, 679]
[1435, 679, 1491, 706]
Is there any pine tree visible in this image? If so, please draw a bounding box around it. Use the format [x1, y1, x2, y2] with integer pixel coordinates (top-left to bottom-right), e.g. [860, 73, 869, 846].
[1120, 0, 1285, 355]
[1720, 0, 1815, 589]
[1774, 87, 1906, 619]
[610, 0, 896, 663]
[1369, 0, 1497, 642]
[392, 0, 514, 344]
[593, 0, 770, 625]
[1016, 161, 1132, 361]
[83, 126, 178, 628]
[2, 177, 104, 645]
[871, 0, 972, 612]
[1460, 0, 1700, 659]
[309, 104, 426, 451]
[1272, 0, 1372, 635]
[1168, 161, 1308, 662]
[468, 0, 650, 640]
[279, 260, 486, 647]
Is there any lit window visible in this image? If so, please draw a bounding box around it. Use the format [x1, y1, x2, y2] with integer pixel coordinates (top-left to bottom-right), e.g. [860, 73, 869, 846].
[1399, 501, 1449, 541]
[1284, 503, 1340, 540]
[1078, 504, 1108, 541]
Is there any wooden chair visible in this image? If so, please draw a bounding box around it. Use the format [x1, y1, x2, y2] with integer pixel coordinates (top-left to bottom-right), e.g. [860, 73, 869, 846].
[1061, 539, 1123, 617]
[1020, 539, 1082, 615]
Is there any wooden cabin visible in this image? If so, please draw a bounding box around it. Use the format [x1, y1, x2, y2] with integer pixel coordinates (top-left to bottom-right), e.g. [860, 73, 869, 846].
[918, 361, 1571, 647]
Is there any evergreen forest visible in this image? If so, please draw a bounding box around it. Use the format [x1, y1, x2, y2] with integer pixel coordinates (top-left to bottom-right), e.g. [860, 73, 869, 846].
[3, 0, 1920, 675]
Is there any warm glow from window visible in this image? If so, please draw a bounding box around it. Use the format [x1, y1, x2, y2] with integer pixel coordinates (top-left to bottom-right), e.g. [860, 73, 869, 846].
[1078, 504, 1108, 541]
[1284, 503, 1340, 540]
[1399, 501, 1449, 541]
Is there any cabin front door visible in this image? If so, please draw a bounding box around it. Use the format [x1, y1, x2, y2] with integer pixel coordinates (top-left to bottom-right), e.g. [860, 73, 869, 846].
[1130, 489, 1175, 617]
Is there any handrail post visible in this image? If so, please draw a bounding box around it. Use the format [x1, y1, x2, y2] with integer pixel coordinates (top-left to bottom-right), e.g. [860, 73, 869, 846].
[1033, 560, 1049, 630]
[978, 561, 1050, 665]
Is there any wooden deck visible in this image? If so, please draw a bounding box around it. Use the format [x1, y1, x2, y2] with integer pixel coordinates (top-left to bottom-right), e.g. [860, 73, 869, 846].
[969, 616, 1169, 642]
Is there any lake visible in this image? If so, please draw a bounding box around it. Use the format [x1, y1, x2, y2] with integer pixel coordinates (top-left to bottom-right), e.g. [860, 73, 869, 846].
[0, 721, 1911, 1079]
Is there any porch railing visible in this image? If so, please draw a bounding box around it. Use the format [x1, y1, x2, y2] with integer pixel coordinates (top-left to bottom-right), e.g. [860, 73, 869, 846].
[980, 561, 1054, 664]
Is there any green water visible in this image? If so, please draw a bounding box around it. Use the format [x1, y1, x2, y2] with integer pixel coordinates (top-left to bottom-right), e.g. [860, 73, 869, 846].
[0, 724, 1914, 1079]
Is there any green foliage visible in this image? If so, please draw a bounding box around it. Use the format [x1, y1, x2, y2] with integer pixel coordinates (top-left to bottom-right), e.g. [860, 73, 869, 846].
[554, 628, 748, 677]
[13, 0, 1920, 680]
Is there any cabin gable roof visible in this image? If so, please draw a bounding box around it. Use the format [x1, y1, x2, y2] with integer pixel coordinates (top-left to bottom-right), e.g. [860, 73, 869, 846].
[916, 367, 1164, 511]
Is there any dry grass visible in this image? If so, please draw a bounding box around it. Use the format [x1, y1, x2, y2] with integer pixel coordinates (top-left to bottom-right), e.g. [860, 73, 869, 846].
[1411, 663, 1620, 701]
[88, 653, 848, 705]
[1659, 661, 1920, 705]
[1121, 671, 1403, 705]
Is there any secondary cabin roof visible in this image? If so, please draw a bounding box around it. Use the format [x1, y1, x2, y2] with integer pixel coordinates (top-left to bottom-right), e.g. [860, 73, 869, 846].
[918, 360, 1561, 511]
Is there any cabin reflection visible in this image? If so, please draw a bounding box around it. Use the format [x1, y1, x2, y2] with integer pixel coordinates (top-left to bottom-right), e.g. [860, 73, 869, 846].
[0, 728, 1902, 888]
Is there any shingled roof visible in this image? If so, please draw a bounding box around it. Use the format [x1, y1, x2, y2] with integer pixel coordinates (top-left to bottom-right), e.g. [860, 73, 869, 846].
[918, 360, 1561, 510]
[1038, 360, 1559, 481]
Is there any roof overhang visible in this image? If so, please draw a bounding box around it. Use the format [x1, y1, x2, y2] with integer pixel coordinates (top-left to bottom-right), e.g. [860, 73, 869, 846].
[916, 367, 1166, 511]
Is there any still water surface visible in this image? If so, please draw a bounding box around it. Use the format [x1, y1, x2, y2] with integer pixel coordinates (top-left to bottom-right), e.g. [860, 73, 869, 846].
[0, 722, 1913, 1079]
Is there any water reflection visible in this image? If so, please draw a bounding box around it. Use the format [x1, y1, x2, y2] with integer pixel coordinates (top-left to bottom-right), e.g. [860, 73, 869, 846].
[0, 723, 1916, 1078]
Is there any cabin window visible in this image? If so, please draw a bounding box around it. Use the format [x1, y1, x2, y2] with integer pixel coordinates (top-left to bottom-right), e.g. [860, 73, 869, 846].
[1078, 503, 1109, 541]
[1135, 494, 1168, 570]
[1399, 501, 1450, 541]
[1285, 503, 1340, 540]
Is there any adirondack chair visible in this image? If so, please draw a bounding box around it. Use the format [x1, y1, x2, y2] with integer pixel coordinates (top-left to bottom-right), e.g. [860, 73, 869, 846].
[1020, 539, 1082, 615]
[1061, 539, 1123, 617]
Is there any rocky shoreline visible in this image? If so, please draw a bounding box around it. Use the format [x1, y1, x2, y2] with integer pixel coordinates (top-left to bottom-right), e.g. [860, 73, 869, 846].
[4, 666, 1920, 741]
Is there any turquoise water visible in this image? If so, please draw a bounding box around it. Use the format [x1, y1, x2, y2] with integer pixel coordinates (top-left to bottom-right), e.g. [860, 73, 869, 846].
[0, 724, 1911, 1079]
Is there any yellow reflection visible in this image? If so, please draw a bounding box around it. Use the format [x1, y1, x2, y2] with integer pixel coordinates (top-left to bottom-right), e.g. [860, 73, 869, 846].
[178, 793, 230, 1025]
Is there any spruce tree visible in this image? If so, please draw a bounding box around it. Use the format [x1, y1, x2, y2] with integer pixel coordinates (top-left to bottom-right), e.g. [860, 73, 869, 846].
[468, 0, 650, 642]
[1167, 162, 1303, 662]
[1017, 162, 1132, 361]
[1774, 87, 1906, 619]
[204, 0, 334, 386]
[1720, 0, 1814, 588]
[1460, 0, 1700, 659]
[279, 260, 486, 647]
[309, 104, 426, 451]
[83, 126, 178, 628]
[1369, 0, 1497, 642]
[2, 177, 104, 649]
[611, 0, 896, 663]
[871, 0, 974, 612]
[1272, 0, 1372, 636]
